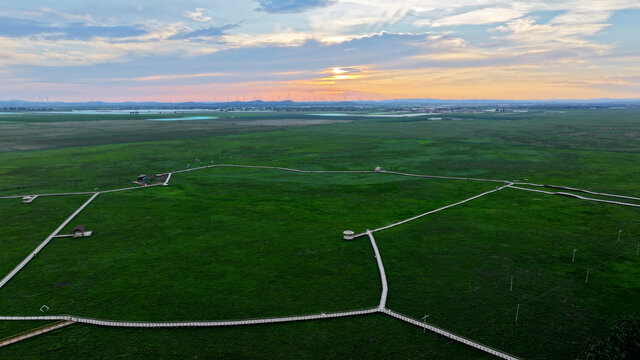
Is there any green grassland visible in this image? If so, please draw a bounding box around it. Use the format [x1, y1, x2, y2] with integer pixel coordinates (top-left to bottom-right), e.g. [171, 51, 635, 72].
[379, 189, 640, 359]
[0, 172, 495, 321]
[0, 196, 89, 277]
[1, 109, 640, 359]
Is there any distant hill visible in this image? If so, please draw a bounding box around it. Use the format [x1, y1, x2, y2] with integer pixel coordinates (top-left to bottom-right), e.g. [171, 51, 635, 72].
[1, 98, 639, 110]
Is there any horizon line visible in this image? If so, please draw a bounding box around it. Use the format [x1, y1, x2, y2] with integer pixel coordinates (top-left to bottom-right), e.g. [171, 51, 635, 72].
[2, 97, 640, 104]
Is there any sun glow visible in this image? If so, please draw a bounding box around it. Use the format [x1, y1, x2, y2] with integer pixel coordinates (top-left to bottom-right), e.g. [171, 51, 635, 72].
[321, 67, 363, 82]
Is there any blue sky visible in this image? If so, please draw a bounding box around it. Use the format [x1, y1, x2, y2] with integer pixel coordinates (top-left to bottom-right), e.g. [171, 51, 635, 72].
[0, 0, 639, 101]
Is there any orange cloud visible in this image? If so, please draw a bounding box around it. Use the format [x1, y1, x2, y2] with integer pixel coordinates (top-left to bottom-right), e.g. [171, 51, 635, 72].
[279, 63, 640, 100]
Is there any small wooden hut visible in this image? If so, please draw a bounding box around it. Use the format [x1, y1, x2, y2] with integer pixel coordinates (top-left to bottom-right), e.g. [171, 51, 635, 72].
[73, 225, 86, 238]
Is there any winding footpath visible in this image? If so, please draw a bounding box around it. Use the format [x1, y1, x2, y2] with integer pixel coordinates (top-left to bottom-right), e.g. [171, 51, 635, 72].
[367, 230, 388, 309]
[2, 163, 639, 358]
[0, 320, 75, 348]
[0, 309, 378, 328]
[507, 185, 640, 208]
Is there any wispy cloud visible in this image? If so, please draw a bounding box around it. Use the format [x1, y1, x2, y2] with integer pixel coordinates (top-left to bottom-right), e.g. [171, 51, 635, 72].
[133, 72, 230, 81]
[35, 7, 98, 24]
[492, 17, 612, 54]
[168, 24, 237, 40]
[184, 8, 212, 22]
[222, 29, 313, 47]
[427, 6, 529, 27]
[0, 16, 147, 40]
[255, 0, 337, 14]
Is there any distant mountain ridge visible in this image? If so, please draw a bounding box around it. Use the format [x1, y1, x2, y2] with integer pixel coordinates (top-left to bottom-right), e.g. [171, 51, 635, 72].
[1, 98, 639, 109]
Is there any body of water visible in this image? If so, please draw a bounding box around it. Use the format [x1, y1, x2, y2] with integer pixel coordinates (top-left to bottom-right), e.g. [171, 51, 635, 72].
[309, 113, 349, 116]
[310, 112, 434, 118]
[147, 116, 218, 121]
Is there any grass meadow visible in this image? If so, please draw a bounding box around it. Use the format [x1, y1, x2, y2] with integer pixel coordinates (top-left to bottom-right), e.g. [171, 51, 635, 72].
[1, 109, 640, 359]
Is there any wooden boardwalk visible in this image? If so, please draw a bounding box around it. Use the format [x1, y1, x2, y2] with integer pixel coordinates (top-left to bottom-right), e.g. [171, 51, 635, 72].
[508, 185, 640, 208]
[381, 309, 519, 360]
[0, 309, 378, 328]
[366, 231, 388, 309]
[0, 320, 75, 348]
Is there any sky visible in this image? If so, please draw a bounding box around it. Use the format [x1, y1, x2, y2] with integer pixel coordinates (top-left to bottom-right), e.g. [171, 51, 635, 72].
[1, 0, 639, 102]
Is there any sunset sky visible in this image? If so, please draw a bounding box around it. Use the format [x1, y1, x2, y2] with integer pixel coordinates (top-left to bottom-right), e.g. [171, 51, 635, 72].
[1, 0, 639, 101]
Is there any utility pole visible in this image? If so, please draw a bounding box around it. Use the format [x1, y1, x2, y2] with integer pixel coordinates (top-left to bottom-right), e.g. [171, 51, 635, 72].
[515, 304, 520, 323]
[572, 249, 578, 263]
[586, 268, 590, 283]
[618, 230, 622, 242]
[421, 315, 429, 333]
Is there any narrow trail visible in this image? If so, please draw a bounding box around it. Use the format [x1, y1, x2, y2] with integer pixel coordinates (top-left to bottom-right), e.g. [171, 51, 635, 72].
[507, 185, 640, 208]
[0, 310, 519, 359]
[0, 309, 378, 328]
[0, 320, 74, 348]
[1, 163, 638, 206]
[367, 231, 388, 309]
[162, 173, 172, 186]
[352, 184, 511, 239]
[381, 309, 519, 360]
[516, 183, 640, 202]
[0, 183, 160, 200]
[381, 170, 506, 183]
[0, 191, 95, 200]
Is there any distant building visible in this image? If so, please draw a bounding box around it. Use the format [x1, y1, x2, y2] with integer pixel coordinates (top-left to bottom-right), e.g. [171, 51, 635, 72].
[73, 225, 85, 238]
[22, 195, 36, 203]
[136, 174, 148, 186]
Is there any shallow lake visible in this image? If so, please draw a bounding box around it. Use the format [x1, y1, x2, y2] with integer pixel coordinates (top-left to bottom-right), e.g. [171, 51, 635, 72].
[309, 112, 432, 118]
[309, 113, 348, 117]
[147, 116, 218, 121]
